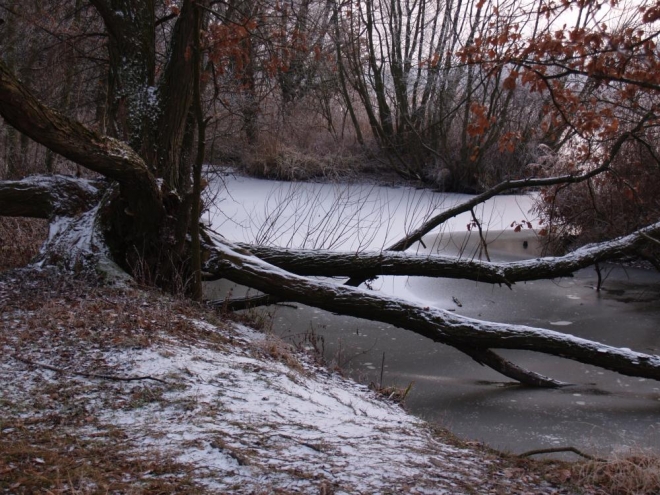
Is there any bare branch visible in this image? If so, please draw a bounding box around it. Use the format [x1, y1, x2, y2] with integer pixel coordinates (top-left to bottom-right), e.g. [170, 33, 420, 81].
[239, 220, 660, 284]
[205, 239, 660, 385]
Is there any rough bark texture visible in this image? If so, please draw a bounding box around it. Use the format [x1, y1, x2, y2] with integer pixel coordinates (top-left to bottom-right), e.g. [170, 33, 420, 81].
[241, 221, 660, 284]
[0, 176, 103, 218]
[153, 0, 205, 191]
[206, 238, 660, 384]
[90, 0, 156, 154]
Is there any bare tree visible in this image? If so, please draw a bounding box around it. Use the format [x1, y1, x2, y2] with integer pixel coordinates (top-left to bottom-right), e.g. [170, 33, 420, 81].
[335, 0, 552, 189]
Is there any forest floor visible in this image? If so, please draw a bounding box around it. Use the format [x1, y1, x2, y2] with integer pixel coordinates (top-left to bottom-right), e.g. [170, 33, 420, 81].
[0, 266, 648, 494]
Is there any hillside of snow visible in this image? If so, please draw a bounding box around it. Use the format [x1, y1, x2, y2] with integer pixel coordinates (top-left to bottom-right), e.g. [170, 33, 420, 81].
[0, 268, 575, 494]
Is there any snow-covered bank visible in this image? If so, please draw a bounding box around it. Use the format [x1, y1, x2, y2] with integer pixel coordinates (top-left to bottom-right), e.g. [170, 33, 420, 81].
[0, 268, 576, 494]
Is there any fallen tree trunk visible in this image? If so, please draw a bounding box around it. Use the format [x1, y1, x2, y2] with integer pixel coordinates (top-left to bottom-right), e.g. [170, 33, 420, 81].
[239, 221, 660, 285]
[0, 175, 103, 218]
[205, 237, 660, 386]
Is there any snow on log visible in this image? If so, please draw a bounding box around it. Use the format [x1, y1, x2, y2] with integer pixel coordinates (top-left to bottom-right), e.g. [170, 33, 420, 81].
[0, 60, 163, 231]
[206, 238, 660, 386]
[241, 220, 660, 285]
[0, 175, 103, 218]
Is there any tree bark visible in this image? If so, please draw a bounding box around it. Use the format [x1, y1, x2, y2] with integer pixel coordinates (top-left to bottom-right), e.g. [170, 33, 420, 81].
[89, 0, 156, 154]
[153, 0, 206, 190]
[240, 221, 660, 284]
[205, 238, 660, 385]
[0, 176, 103, 218]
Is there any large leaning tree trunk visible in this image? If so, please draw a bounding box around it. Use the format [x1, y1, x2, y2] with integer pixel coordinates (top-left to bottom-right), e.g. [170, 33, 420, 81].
[0, 0, 206, 288]
[1, 0, 660, 388]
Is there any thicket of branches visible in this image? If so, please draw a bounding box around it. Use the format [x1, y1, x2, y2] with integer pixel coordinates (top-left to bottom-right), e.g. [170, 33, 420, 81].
[2, 0, 659, 252]
[1, 0, 660, 387]
[0, 0, 560, 190]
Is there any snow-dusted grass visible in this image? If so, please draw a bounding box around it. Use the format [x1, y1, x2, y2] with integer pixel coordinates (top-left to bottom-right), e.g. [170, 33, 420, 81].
[0, 268, 576, 494]
[101, 332, 498, 494]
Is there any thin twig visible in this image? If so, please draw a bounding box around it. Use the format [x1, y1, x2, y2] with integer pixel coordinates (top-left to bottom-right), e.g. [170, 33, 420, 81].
[11, 354, 168, 384]
[641, 232, 660, 247]
[470, 208, 491, 262]
[518, 446, 605, 461]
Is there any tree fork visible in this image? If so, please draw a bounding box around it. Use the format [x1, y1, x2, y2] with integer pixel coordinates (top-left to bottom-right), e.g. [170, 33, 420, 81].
[0, 59, 163, 239]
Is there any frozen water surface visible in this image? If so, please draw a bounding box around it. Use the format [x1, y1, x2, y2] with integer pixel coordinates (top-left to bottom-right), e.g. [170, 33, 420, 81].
[207, 173, 660, 457]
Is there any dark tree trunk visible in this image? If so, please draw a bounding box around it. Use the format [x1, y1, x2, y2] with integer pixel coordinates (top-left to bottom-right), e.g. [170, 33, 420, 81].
[0, 0, 207, 287]
[205, 238, 660, 385]
[90, 0, 157, 155]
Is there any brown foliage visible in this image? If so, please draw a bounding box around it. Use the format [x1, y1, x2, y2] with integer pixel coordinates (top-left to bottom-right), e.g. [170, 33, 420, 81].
[573, 452, 660, 495]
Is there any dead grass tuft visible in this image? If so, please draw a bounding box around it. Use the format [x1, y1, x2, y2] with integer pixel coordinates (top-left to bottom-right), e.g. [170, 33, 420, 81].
[255, 336, 305, 373]
[0, 424, 200, 494]
[0, 217, 48, 272]
[369, 381, 414, 404]
[573, 452, 660, 495]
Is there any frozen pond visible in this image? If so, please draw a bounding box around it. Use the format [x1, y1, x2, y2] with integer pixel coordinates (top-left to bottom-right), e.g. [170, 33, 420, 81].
[206, 172, 660, 457]
[206, 171, 538, 249]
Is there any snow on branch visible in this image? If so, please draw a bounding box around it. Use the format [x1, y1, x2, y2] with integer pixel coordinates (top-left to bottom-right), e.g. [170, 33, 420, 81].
[0, 175, 103, 219]
[240, 220, 660, 285]
[205, 238, 660, 386]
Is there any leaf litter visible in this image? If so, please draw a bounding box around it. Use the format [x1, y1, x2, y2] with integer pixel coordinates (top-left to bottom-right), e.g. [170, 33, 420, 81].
[0, 267, 581, 494]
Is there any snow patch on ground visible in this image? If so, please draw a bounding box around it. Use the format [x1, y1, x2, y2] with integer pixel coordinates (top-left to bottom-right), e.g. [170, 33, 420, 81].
[0, 273, 568, 493]
[99, 321, 494, 493]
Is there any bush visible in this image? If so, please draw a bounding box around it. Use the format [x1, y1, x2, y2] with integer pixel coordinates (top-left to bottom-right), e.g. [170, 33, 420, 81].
[534, 140, 660, 257]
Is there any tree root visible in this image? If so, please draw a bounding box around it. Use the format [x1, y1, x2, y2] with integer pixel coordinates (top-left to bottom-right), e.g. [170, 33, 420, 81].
[11, 354, 168, 384]
[518, 446, 605, 461]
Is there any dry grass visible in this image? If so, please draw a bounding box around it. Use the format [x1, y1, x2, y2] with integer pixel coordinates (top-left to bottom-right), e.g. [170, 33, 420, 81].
[217, 96, 383, 183]
[0, 269, 233, 494]
[0, 425, 200, 494]
[0, 217, 48, 272]
[241, 144, 361, 181]
[255, 335, 306, 373]
[572, 452, 660, 495]
[4, 267, 659, 494]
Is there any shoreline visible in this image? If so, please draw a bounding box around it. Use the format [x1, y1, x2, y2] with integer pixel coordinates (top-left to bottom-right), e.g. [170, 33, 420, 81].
[0, 266, 592, 494]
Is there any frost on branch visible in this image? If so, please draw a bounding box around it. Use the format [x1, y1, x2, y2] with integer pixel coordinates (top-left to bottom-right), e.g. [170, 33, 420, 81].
[205, 236, 660, 387]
